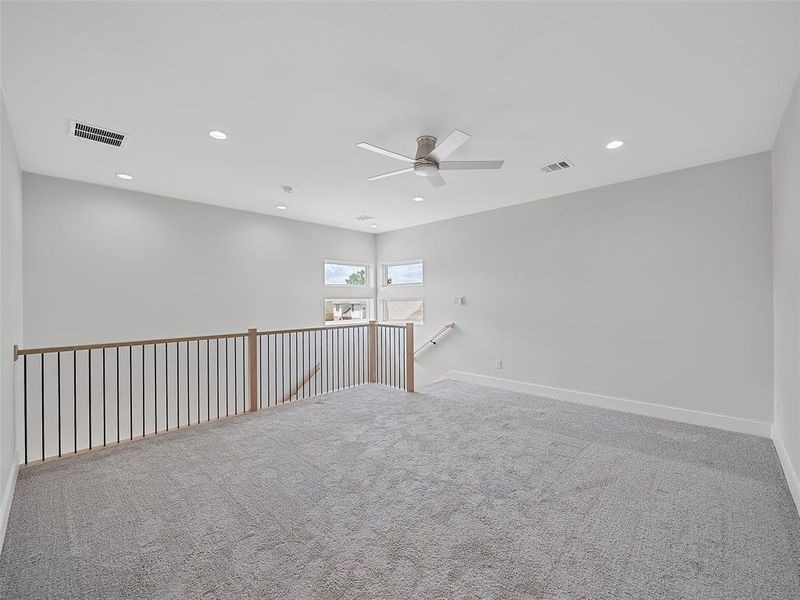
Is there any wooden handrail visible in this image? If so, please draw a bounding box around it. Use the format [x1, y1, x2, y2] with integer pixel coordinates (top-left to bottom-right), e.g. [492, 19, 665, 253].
[257, 323, 373, 336]
[282, 363, 321, 403]
[374, 323, 407, 329]
[14, 322, 397, 358]
[15, 331, 247, 358]
[414, 322, 455, 356]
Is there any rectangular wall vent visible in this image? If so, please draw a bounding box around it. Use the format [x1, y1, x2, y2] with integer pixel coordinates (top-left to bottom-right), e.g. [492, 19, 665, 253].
[71, 121, 127, 147]
[541, 160, 573, 173]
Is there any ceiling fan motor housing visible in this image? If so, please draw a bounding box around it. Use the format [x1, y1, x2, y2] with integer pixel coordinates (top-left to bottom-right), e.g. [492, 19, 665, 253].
[414, 135, 439, 176]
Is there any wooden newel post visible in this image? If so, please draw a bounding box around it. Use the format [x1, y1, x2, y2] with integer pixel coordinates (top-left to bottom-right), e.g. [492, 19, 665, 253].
[368, 320, 377, 383]
[247, 328, 258, 412]
[405, 322, 415, 392]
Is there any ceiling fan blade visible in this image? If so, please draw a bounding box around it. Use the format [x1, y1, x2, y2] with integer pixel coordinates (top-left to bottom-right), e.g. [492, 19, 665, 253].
[439, 160, 504, 170]
[357, 142, 415, 163]
[365, 167, 414, 181]
[427, 129, 471, 162]
[427, 172, 446, 187]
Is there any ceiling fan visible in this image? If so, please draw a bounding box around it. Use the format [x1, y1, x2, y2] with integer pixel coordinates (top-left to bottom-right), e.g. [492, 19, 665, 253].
[357, 129, 504, 188]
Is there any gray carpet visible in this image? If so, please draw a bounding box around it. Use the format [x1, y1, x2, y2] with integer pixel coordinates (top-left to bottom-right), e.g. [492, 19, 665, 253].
[1, 380, 799, 599]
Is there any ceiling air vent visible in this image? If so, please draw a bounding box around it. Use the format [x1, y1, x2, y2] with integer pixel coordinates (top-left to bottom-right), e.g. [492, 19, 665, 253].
[355, 215, 374, 221]
[541, 160, 573, 174]
[70, 121, 127, 147]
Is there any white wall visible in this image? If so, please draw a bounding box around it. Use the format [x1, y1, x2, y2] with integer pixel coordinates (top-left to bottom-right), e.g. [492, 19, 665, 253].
[772, 74, 800, 510]
[16, 147, 780, 443]
[22, 173, 376, 346]
[19, 152, 778, 441]
[18, 175, 376, 463]
[378, 153, 774, 433]
[0, 89, 23, 549]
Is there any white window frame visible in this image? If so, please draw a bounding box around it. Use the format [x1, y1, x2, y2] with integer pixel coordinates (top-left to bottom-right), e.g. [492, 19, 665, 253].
[324, 260, 372, 288]
[381, 297, 424, 325]
[382, 259, 424, 287]
[324, 298, 375, 326]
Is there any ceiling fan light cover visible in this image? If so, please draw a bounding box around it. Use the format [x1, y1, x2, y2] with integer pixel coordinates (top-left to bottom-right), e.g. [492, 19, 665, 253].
[414, 163, 439, 177]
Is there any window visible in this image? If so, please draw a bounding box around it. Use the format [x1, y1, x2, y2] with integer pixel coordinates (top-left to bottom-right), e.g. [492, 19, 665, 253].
[324, 299, 373, 325]
[324, 261, 371, 287]
[383, 260, 423, 286]
[383, 298, 424, 323]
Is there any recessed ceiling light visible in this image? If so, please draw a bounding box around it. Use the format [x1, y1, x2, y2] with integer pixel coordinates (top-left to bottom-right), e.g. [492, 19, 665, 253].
[370, 224, 378, 229]
[605, 140, 624, 150]
[208, 130, 228, 140]
[275, 204, 288, 210]
[412, 196, 424, 202]
[116, 173, 133, 180]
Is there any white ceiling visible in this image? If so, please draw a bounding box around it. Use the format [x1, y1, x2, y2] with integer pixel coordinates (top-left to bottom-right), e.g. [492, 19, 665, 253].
[2, 1, 799, 232]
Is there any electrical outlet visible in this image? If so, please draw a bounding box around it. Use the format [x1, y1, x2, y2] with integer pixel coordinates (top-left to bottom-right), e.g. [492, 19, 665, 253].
[495, 359, 503, 370]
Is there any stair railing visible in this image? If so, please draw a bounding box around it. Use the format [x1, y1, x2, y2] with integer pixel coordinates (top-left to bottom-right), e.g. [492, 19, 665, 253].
[13, 320, 415, 465]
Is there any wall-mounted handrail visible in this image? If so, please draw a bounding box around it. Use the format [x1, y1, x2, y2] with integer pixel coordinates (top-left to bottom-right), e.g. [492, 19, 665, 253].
[414, 322, 455, 356]
[282, 363, 321, 403]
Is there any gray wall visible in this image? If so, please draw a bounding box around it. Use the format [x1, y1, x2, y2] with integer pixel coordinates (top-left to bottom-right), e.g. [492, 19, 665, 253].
[22, 174, 376, 346]
[0, 89, 23, 548]
[378, 153, 773, 426]
[772, 74, 800, 502]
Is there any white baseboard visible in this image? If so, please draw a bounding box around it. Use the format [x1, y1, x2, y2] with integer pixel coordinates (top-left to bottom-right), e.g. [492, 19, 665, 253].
[0, 453, 20, 556]
[446, 371, 772, 438]
[771, 425, 800, 516]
